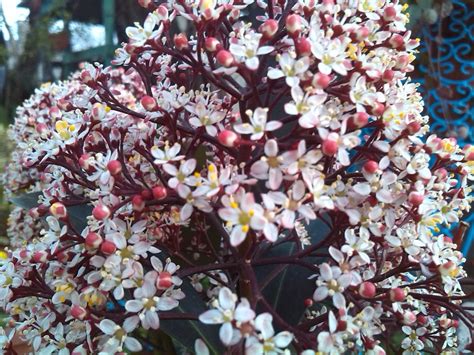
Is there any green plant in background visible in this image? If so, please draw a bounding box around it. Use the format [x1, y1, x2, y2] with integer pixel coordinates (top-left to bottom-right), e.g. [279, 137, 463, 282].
[0, 124, 12, 248]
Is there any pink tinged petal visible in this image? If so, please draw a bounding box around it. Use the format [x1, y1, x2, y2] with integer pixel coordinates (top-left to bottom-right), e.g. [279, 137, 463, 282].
[218, 208, 240, 223]
[230, 227, 247, 246]
[292, 181, 306, 200]
[183, 159, 197, 175]
[114, 285, 125, 300]
[151, 256, 163, 272]
[332, 292, 346, 309]
[124, 337, 143, 352]
[263, 223, 278, 242]
[265, 121, 282, 131]
[245, 57, 260, 71]
[281, 210, 296, 229]
[199, 309, 225, 324]
[284, 102, 298, 115]
[195, 339, 210, 355]
[268, 168, 283, 190]
[338, 274, 352, 289]
[353, 183, 371, 195]
[313, 286, 329, 301]
[320, 263, 333, 280]
[219, 287, 236, 310]
[125, 300, 144, 313]
[241, 193, 256, 211]
[328, 311, 337, 333]
[163, 163, 178, 176]
[180, 204, 194, 221]
[274, 331, 293, 348]
[265, 140, 279, 157]
[158, 297, 179, 311]
[255, 313, 275, 340]
[268, 68, 284, 79]
[145, 310, 160, 329]
[376, 190, 393, 203]
[206, 125, 218, 137]
[234, 123, 254, 134]
[219, 322, 234, 345]
[329, 246, 344, 263]
[299, 114, 318, 129]
[99, 319, 117, 335]
[298, 205, 316, 220]
[250, 160, 269, 179]
[234, 302, 255, 322]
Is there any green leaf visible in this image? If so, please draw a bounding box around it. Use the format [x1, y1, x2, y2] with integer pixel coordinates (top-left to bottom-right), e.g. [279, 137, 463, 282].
[159, 281, 223, 354]
[255, 218, 330, 326]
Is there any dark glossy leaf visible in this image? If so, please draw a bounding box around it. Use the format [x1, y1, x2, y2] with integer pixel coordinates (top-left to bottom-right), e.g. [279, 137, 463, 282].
[255, 217, 331, 326]
[160, 281, 223, 354]
[10, 192, 42, 209]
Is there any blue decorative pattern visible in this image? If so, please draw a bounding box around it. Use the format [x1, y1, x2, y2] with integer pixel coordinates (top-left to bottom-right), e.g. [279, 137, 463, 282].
[411, 0, 474, 255]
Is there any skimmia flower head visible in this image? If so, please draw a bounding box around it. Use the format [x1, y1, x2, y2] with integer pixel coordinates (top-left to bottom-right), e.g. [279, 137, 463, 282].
[0, 0, 473, 354]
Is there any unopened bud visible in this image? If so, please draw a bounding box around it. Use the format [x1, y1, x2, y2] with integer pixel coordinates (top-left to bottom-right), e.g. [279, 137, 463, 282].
[205, 37, 220, 52]
[363, 160, 379, 174]
[312, 72, 331, 89]
[359, 282, 376, 298]
[79, 154, 91, 170]
[353, 112, 369, 128]
[383, 6, 397, 20]
[152, 186, 168, 200]
[389, 288, 406, 302]
[322, 139, 338, 156]
[295, 37, 312, 56]
[408, 191, 424, 206]
[260, 19, 279, 38]
[100, 240, 116, 255]
[141, 95, 157, 111]
[156, 271, 173, 289]
[389, 34, 404, 49]
[71, 305, 88, 320]
[174, 33, 189, 50]
[32, 251, 48, 263]
[286, 14, 302, 34]
[218, 130, 240, 147]
[107, 160, 122, 175]
[132, 195, 145, 212]
[216, 50, 234, 67]
[50, 202, 67, 219]
[85, 232, 103, 249]
[92, 204, 111, 220]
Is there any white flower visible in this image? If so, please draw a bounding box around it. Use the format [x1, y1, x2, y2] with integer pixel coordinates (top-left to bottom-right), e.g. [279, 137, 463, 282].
[234, 108, 282, 140]
[125, 284, 178, 329]
[151, 142, 185, 165]
[229, 31, 274, 70]
[199, 287, 256, 346]
[268, 53, 310, 87]
[245, 313, 293, 354]
[163, 159, 197, 189]
[313, 263, 351, 308]
[187, 101, 226, 136]
[284, 85, 327, 128]
[126, 13, 161, 46]
[177, 184, 213, 221]
[250, 140, 286, 190]
[218, 191, 267, 246]
[98, 317, 142, 353]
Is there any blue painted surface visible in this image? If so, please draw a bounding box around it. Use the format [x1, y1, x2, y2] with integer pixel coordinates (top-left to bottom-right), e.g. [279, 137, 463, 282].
[410, 0, 474, 256]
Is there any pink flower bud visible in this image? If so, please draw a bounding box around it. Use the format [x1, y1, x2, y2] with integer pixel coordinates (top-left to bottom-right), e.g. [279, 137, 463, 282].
[286, 14, 302, 34]
[100, 240, 116, 255]
[216, 50, 234, 67]
[79, 154, 91, 170]
[71, 305, 88, 320]
[363, 160, 379, 174]
[371, 102, 385, 116]
[174, 33, 189, 50]
[403, 311, 417, 325]
[383, 6, 397, 20]
[141, 189, 153, 200]
[417, 314, 427, 325]
[407, 121, 421, 134]
[57, 98, 73, 111]
[138, 0, 151, 8]
[107, 160, 122, 175]
[141, 95, 158, 111]
[295, 37, 312, 56]
[218, 130, 240, 147]
[85, 232, 103, 249]
[382, 69, 394, 82]
[132, 195, 145, 212]
[152, 186, 168, 200]
[312, 72, 331, 89]
[389, 288, 406, 302]
[359, 282, 376, 298]
[408, 191, 424, 206]
[92, 204, 111, 220]
[32, 251, 48, 263]
[35, 123, 48, 134]
[322, 139, 338, 156]
[80, 70, 93, 84]
[389, 34, 404, 49]
[356, 26, 370, 40]
[156, 5, 169, 20]
[353, 112, 369, 128]
[156, 271, 173, 289]
[50, 202, 67, 219]
[205, 37, 220, 52]
[260, 19, 279, 38]
[304, 298, 314, 307]
[49, 106, 62, 119]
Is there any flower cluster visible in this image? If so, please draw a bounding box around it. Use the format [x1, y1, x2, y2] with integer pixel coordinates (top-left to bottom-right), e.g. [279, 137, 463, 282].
[1, 0, 473, 354]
